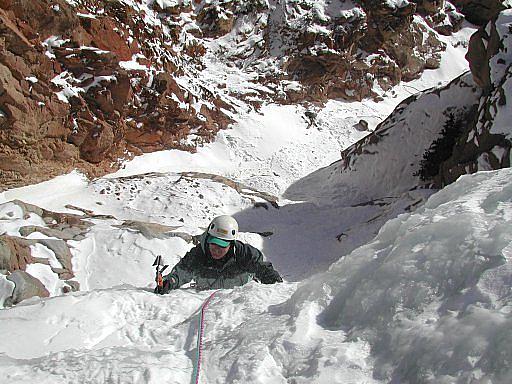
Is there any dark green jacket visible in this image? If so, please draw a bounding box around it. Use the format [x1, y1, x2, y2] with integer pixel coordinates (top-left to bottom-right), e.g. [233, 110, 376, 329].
[163, 233, 282, 291]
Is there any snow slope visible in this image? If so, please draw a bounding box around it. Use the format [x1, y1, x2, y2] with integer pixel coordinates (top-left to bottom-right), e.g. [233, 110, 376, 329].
[1, 168, 511, 383]
[0, 25, 475, 280]
[284, 73, 480, 206]
[290, 168, 512, 383]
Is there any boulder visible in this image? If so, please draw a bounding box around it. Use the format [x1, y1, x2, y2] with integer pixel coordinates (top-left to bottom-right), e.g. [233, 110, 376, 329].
[0, 235, 35, 271]
[79, 121, 115, 163]
[63, 280, 80, 293]
[115, 220, 183, 239]
[37, 239, 74, 279]
[0, 276, 15, 307]
[466, 20, 501, 90]
[197, 4, 235, 37]
[450, 0, 506, 26]
[415, 0, 445, 16]
[5, 270, 49, 305]
[78, 16, 134, 61]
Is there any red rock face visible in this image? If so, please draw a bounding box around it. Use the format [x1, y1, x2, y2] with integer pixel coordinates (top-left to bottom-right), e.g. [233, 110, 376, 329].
[0, 0, 227, 190]
[0, 0, 496, 191]
[0, 4, 78, 186]
[262, 0, 455, 103]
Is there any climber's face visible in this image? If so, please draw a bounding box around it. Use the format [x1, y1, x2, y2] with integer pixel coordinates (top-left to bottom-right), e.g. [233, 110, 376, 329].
[209, 243, 230, 260]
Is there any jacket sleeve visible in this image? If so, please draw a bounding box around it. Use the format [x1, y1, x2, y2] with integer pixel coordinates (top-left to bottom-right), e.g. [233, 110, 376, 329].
[162, 247, 198, 291]
[237, 242, 283, 284]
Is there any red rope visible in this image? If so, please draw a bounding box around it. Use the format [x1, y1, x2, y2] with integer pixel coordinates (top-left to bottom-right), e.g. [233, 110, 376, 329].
[194, 290, 218, 384]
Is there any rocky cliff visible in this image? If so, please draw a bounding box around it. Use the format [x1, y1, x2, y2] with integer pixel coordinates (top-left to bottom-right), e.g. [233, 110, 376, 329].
[1, 0, 468, 190]
[291, 4, 512, 205]
[433, 7, 512, 187]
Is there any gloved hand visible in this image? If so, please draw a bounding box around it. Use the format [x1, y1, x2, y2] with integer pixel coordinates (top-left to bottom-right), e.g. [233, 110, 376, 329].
[154, 279, 168, 294]
[260, 269, 283, 284]
[257, 262, 283, 284]
[154, 276, 176, 294]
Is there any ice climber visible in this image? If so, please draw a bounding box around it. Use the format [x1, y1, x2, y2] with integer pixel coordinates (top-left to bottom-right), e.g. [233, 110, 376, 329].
[156, 215, 283, 292]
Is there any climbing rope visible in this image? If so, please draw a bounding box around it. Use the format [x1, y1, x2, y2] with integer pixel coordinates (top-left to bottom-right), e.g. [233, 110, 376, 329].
[192, 290, 218, 384]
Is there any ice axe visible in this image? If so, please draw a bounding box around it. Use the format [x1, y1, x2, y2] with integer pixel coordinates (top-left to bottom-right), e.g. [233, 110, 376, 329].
[153, 255, 168, 294]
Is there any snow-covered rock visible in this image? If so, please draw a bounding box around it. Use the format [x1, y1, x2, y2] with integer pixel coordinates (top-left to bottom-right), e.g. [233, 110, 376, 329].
[284, 72, 481, 205]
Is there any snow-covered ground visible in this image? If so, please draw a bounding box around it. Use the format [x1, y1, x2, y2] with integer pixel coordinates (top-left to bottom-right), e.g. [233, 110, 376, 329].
[2, 167, 512, 383]
[3, 23, 510, 384]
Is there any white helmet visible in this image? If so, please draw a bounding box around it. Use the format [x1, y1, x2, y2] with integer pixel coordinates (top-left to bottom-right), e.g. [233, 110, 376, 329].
[207, 215, 238, 241]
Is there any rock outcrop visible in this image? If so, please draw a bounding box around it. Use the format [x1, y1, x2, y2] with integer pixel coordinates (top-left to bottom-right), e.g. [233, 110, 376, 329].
[301, 7, 512, 199]
[465, 9, 503, 90]
[0, 235, 34, 271]
[451, 0, 507, 25]
[0, 0, 229, 191]
[432, 9, 512, 186]
[5, 270, 49, 306]
[0, 199, 90, 302]
[0, 0, 475, 191]
[241, 0, 455, 102]
[0, 234, 75, 280]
